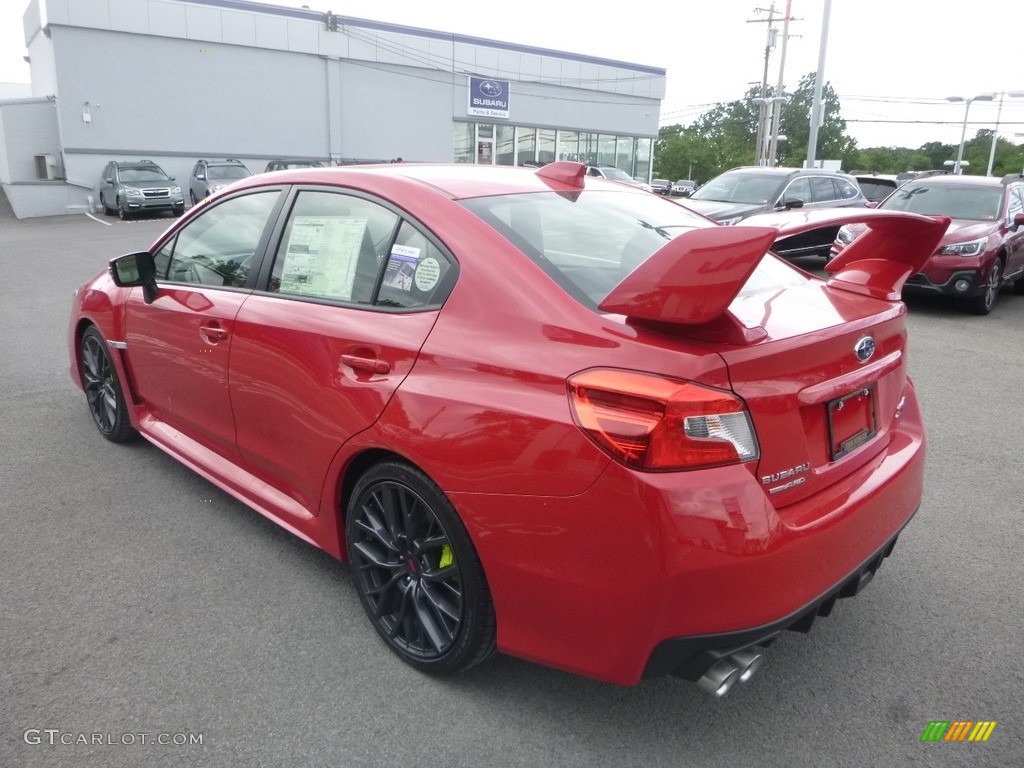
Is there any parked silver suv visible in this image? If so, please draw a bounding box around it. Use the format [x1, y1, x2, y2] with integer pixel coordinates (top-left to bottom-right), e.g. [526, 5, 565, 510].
[99, 160, 184, 219]
[189, 158, 252, 205]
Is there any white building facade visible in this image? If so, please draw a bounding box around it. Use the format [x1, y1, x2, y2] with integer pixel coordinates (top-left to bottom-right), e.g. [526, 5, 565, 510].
[1, 0, 665, 217]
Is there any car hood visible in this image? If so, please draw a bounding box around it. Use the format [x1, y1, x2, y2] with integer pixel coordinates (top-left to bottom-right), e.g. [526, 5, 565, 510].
[680, 199, 768, 221]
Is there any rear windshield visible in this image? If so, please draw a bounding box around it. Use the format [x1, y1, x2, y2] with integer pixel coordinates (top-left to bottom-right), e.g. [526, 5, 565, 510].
[689, 172, 783, 205]
[881, 183, 1003, 220]
[208, 165, 250, 180]
[460, 190, 806, 308]
[857, 179, 898, 202]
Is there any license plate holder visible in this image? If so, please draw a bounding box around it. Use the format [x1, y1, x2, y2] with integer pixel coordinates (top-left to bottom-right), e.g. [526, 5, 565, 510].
[827, 385, 877, 461]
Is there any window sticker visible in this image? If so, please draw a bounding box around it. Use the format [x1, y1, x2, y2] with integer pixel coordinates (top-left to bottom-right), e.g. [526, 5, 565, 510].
[383, 244, 421, 292]
[414, 256, 441, 292]
[280, 216, 367, 299]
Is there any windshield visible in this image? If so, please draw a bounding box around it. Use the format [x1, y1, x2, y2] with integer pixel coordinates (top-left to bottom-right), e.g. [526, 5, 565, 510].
[119, 167, 169, 182]
[881, 183, 1003, 220]
[460, 190, 806, 308]
[600, 167, 633, 182]
[208, 165, 250, 180]
[690, 172, 784, 205]
[857, 179, 898, 202]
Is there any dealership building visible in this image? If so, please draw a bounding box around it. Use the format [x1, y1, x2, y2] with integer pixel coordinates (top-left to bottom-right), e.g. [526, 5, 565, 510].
[0, 0, 665, 218]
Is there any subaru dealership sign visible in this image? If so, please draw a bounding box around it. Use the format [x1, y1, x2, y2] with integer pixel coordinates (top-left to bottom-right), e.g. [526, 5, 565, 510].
[468, 77, 510, 119]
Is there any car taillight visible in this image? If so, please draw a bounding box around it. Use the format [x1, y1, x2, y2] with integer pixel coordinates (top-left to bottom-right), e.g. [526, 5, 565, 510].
[567, 369, 759, 471]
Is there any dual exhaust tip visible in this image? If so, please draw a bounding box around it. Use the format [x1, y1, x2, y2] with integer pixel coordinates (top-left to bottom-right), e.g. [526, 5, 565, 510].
[694, 650, 765, 697]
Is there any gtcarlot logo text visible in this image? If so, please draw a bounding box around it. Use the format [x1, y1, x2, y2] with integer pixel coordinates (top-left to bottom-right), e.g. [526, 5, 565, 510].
[24, 729, 203, 746]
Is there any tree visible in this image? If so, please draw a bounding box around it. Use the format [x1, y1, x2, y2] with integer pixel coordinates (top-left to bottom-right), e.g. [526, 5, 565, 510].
[775, 73, 856, 168]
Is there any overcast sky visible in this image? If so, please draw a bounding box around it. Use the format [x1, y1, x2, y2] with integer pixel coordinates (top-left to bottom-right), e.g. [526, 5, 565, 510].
[2, 0, 1023, 151]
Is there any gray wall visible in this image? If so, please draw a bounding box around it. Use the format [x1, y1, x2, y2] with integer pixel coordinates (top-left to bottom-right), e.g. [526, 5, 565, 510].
[0, 98, 61, 183]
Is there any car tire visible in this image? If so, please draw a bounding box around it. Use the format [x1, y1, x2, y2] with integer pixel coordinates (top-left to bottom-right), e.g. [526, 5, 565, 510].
[173, 206, 185, 217]
[968, 258, 1003, 315]
[100, 192, 114, 216]
[1014, 275, 1024, 295]
[79, 326, 136, 443]
[190, 190, 197, 206]
[117, 198, 130, 221]
[346, 460, 496, 674]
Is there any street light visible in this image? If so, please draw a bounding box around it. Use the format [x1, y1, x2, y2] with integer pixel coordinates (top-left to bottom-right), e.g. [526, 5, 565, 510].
[750, 96, 788, 166]
[946, 93, 995, 175]
[985, 91, 1024, 176]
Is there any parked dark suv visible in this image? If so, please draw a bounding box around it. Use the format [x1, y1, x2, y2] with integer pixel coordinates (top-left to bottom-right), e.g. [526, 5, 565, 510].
[683, 166, 867, 257]
[99, 160, 184, 219]
[189, 158, 252, 205]
[830, 173, 1024, 314]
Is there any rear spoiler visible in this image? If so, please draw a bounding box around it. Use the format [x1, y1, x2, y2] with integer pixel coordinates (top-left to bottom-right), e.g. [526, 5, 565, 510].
[600, 209, 949, 342]
[743, 208, 950, 300]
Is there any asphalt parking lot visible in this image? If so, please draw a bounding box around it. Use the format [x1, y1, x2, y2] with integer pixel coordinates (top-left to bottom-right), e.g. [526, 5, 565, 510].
[1, 210, 1022, 767]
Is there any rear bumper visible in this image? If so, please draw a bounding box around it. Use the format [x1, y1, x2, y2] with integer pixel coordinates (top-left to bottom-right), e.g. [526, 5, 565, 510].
[449, 385, 925, 685]
[642, 518, 911, 680]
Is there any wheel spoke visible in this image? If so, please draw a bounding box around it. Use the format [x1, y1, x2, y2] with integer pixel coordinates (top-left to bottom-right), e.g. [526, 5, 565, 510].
[411, 585, 452, 651]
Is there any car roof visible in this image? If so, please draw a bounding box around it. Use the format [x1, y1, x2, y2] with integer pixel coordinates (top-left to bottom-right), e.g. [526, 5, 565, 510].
[725, 166, 854, 178]
[237, 163, 639, 200]
[901, 174, 1010, 188]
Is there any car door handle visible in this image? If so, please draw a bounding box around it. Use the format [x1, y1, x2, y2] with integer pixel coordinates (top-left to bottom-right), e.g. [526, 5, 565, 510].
[341, 354, 391, 375]
[200, 324, 228, 342]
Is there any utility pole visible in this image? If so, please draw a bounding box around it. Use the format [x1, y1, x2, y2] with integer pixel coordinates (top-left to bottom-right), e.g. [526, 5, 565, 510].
[806, 0, 832, 168]
[748, 5, 780, 165]
[767, 0, 795, 167]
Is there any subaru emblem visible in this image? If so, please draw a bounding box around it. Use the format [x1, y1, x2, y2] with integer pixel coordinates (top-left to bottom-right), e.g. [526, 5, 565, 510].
[854, 336, 875, 363]
[479, 80, 503, 97]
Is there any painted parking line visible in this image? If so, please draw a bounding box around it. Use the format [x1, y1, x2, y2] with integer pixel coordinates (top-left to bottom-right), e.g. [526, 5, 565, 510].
[85, 212, 112, 226]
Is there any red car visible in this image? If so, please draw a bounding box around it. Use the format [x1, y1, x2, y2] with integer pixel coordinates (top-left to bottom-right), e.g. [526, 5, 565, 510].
[68, 163, 943, 695]
[830, 173, 1024, 314]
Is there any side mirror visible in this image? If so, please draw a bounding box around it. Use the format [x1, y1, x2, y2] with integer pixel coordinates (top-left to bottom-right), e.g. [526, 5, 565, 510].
[1014, 212, 1024, 229]
[169, 176, 176, 182]
[783, 199, 805, 210]
[109, 251, 158, 304]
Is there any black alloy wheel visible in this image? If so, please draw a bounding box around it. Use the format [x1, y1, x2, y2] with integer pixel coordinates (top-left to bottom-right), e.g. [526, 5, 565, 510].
[969, 258, 1003, 315]
[80, 327, 135, 442]
[346, 461, 496, 673]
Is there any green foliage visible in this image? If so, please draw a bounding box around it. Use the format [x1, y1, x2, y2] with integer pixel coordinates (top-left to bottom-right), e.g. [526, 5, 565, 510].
[654, 72, 1024, 181]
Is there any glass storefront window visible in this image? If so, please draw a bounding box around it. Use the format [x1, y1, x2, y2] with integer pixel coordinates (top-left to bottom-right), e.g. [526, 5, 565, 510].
[496, 124, 515, 166]
[616, 136, 635, 177]
[454, 122, 473, 164]
[635, 137, 652, 182]
[537, 129, 556, 164]
[516, 127, 536, 166]
[454, 122, 653, 174]
[598, 135, 616, 167]
[557, 130, 579, 162]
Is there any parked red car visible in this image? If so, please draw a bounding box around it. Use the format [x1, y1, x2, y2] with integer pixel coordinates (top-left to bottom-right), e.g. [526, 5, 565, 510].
[830, 173, 1024, 314]
[68, 162, 942, 694]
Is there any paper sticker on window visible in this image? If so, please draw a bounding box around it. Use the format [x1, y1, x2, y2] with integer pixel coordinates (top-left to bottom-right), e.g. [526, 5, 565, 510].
[415, 257, 441, 292]
[383, 245, 420, 292]
[280, 216, 367, 299]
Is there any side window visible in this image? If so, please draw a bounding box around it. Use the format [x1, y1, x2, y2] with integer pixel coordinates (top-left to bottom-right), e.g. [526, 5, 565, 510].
[810, 177, 838, 203]
[376, 221, 455, 309]
[192, 162, 203, 179]
[153, 235, 176, 279]
[269, 190, 399, 304]
[836, 178, 861, 200]
[105, 164, 115, 183]
[782, 178, 810, 206]
[1007, 187, 1024, 220]
[166, 191, 279, 288]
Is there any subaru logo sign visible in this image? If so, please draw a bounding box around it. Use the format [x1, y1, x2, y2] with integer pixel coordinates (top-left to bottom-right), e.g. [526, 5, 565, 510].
[854, 336, 876, 363]
[467, 76, 510, 118]
[479, 80, 503, 97]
